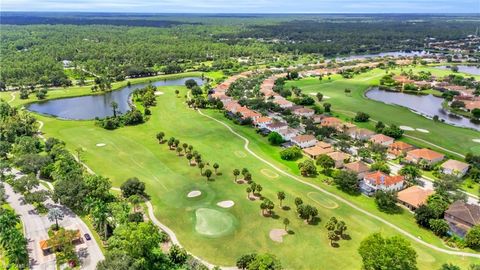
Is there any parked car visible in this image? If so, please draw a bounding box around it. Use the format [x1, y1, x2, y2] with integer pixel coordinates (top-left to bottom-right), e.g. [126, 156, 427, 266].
[84, 233, 91, 241]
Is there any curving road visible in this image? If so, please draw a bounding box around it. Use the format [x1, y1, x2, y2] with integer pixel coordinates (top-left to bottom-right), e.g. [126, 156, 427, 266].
[196, 108, 480, 259]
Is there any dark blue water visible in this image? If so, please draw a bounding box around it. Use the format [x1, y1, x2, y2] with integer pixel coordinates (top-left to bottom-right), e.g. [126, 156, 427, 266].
[436, 65, 480, 76]
[27, 77, 203, 120]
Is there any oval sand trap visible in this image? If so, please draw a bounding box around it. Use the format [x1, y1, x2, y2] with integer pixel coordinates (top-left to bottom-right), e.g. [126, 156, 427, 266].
[307, 192, 339, 209]
[261, 169, 279, 179]
[217, 200, 235, 208]
[473, 139, 480, 143]
[399, 126, 414, 131]
[269, 229, 288, 243]
[234, 151, 247, 158]
[154, 91, 164, 96]
[187, 190, 202, 198]
[96, 143, 106, 147]
[195, 208, 235, 237]
[416, 128, 429, 133]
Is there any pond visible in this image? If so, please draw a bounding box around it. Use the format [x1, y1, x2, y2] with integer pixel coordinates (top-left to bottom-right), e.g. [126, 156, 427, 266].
[436, 65, 480, 76]
[365, 87, 480, 131]
[27, 77, 203, 120]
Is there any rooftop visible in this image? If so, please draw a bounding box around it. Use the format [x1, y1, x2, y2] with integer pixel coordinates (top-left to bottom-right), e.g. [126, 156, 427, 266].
[397, 186, 434, 208]
[441, 159, 470, 172]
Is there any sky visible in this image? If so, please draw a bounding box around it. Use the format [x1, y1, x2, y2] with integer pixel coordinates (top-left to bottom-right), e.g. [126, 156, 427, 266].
[2, 0, 480, 13]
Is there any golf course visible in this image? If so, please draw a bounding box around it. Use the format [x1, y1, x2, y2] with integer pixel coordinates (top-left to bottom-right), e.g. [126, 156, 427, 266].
[9, 71, 479, 269]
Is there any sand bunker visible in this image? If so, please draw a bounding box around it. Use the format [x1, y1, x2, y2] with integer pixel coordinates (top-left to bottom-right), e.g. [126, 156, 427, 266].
[154, 91, 164, 96]
[416, 128, 430, 133]
[399, 126, 414, 131]
[96, 143, 106, 147]
[187, 190, 202, 198]
[269, 229, 288, 243]
[217, 200, 235, 208]
[473, 139, 480, 143]
[261, 169, 279, 179]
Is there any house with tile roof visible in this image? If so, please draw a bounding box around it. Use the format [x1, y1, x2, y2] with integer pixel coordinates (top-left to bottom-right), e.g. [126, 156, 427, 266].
[292, 107, 315, 118]
[303, 141, 334, 159]
[360, 171, 404, 196]
[266, 122, 289, 133]
[388, 141, 415, 158]
[320, 117, 343, 130]
[273, 98, 294, 109]
[291, 134, 318, 149]
[369, 134, 395, 146]
[344, 161, 370, 179]
[441, 159, 470, 177]
[327, 151, 351, 168]
[253, 116, 273, 129]
[397, 186, 434, 211]
[277, 128, 300, 141]
[445, 201, 480, 237]
[406, 148, 445, 166]
[347, 128, 375, 141]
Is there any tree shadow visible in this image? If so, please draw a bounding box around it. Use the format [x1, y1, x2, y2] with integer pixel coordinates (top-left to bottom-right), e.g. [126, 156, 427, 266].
[308, 216, 321, 225]
[331, 242, 340, 248]
[271, 213, 280, 220]
[282, 206, 291, 211]
[287, 230, 295, 235]
[341, 234, 351, 240]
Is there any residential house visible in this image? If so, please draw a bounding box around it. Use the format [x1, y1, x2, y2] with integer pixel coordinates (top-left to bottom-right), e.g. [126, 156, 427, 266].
[445, 201, 480, 237]
[253, 116, 273, 129]
[239, 109, 261, 120]
[406, 148, 445, 166]
[339, 122, 357, 133]
[291, 134, 318, 149]
[293, 107, 315, 118]
[327, 151, 351, 168]
[344, 161, 370, 179]
[224, 101, 241, 113]
[320, 117, 343, 130]
[369, 134, 395, 146]
[312, 114, 325, 124]
[303, 141, 334, 159]
[266, 122, 289, 133]
[277, 128, 299, 141]
[347, 128, 375, 141]
[388, 141, 415, 158]
[397, 186, 434, 211]
[273, 98, 294, 109]
[360, 171, 405, 196]
[440, 159, 470, 177]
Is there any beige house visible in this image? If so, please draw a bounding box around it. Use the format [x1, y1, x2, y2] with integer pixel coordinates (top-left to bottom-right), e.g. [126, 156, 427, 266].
[344, 161, 370, 179]
[397, 186, 434, 211]
[303, 141, 334, 159]
[327, 151, 351, 168]
[369, 134, 394, 146]
[291, 134, 318, 149]
[440, 159, 470, 177]
[405, 148, 445, 165]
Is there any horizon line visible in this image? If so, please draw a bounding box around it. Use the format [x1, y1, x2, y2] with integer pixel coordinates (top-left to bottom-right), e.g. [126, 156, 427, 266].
[1, 11, 479, 15]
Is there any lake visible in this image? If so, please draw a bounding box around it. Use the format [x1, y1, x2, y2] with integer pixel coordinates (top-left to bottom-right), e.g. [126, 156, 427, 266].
[436, 65, 480, 76]
[365, 88, 480, 131]
[337, 51, 433, 61]
[27, 77, 203, 120]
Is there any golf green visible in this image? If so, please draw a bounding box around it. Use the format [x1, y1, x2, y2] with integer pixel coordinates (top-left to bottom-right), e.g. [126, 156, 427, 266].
[195, 208, 236, 237]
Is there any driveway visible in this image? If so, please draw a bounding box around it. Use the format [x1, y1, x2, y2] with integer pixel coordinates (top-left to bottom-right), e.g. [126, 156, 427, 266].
[3, 169, 104, 270]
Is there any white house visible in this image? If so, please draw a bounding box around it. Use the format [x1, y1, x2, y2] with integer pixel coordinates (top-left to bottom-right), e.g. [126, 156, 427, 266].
[265, 122, 289, 133]
[360, 171, 405, 196]
[291, 134, 318, 148]
[277, 128, 300, 141]
[440, 159, 470, 177]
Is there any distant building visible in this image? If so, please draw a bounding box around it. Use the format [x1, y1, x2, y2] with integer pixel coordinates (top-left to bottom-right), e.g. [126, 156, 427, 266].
[253, 116, 273, 129]
[277, 128, 299, 141]
[326, 151, 351, 168]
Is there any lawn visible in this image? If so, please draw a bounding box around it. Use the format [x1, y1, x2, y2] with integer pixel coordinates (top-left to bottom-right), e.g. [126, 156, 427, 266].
[36, 84, 480, 269]
[286, 67, 480, 156]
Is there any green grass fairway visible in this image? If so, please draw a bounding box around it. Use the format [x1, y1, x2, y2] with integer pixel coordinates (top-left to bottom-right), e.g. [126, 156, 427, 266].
[35, 83, 480, 269]
[195, 208, 237, 237]
[307, 192, 339, 209]
[286, 67, 480, 156]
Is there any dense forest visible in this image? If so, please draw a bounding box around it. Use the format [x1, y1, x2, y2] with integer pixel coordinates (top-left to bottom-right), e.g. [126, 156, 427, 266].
[1, 13, 479, 88]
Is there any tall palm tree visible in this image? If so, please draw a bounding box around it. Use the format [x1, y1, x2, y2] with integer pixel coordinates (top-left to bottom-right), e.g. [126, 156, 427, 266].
[90, 201, 110, 240]
[47, 208, 64, 230]
[111, 101, 119, 117]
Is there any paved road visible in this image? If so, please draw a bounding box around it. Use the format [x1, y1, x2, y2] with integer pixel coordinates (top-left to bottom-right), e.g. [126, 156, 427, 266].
[197, 108, 480, 259]
[4, 169, 104, 270]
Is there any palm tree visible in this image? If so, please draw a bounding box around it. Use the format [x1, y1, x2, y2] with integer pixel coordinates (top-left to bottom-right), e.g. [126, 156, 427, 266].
[182, 143, 188, 154]
[186, 153, 193, 165]
[255, 184, 263, 197]
[175, 89, 180, 97]
[48, 208, 64, 230]
[335, 221, 347, 237]
[283, 218, 290, 231]
[325, 217, 338, 231]
[198, 162, 205, 175]
[233, 169, 240, 182]
[174, 139, 180, 148]
[277, 191, 286, 207]
[129, 194, 143, 212]
[204, 169, 213, 181]
[213, 163, 219, 174]
[110, 101, 119, 117]
[176, 147, 183, 156]
[188, 145, 193, 153]
[246, 187, 252, 198]
[244, 172, 252, 183]
[90, 202, 110, 239]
